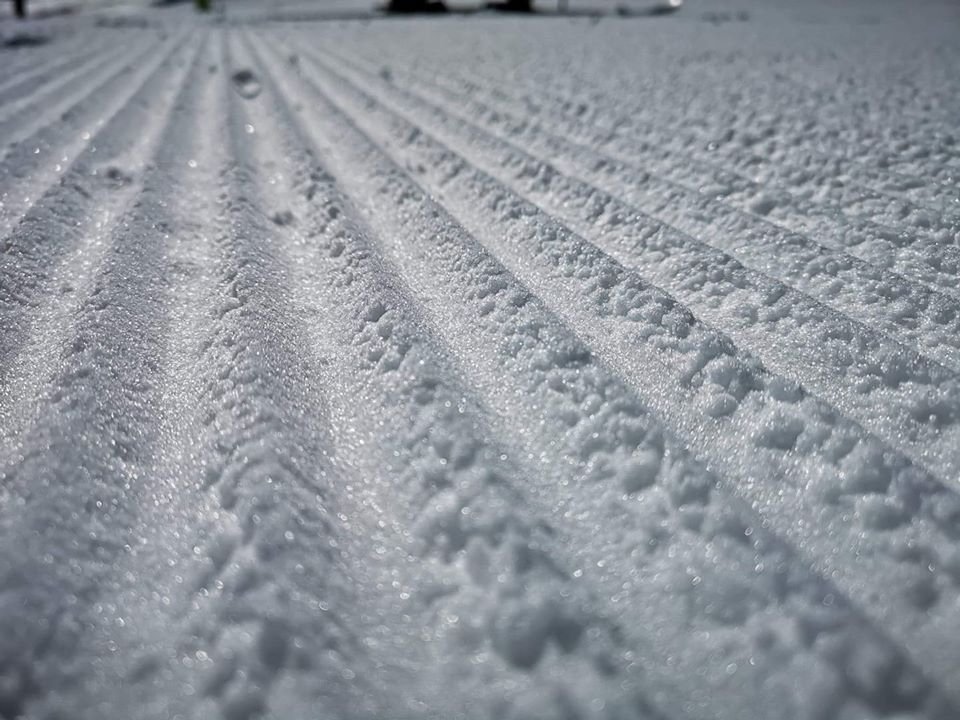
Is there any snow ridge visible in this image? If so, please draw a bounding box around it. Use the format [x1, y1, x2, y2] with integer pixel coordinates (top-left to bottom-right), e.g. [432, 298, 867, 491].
[1, 6, 959, 720]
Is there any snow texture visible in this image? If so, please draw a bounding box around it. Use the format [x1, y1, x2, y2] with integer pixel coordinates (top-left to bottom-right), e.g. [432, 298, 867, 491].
[1, 0, 959, 718]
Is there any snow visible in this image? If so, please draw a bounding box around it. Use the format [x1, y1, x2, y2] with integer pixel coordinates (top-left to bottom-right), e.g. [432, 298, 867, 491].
[1, 0, 959, 718]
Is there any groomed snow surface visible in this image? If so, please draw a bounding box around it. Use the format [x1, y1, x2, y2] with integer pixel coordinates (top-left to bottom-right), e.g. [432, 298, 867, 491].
[1, 0, 960, 718]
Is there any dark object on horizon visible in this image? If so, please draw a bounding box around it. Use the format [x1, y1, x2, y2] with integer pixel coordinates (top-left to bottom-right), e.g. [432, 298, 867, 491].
[3, 32, 47, 46]
[152, 0, 207, 6]
[385, 0, 448, 13]
[259, 0, 682, 23]
[487, 0, 532, 12]
[13, 0, 26, 19]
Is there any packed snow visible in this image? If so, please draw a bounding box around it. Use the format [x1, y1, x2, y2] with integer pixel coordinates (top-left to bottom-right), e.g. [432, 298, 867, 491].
[1, 0, 959, 718]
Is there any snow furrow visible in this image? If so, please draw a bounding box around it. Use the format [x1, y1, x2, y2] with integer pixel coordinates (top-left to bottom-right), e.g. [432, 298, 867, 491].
[398, 26, 960, 218]
[0, 41, 131, 133]
[0, 37, 105, 103]
[640, 71, 960, 216]
[0, 40, 150, 162]
[281, 40, 960, 706]
[310, 43, 960, 377]
[0, 41, 61, 86]
[0, 31, 196, 460]
[355, 55, 960, 307]
[0, 31, 207, 718]
[310, 43, 960, 484]
[65, 31, 383, 720]
[0, 29, 186, 240]
[235, 32, 670, 720]
[1, 7, 958, 718]
[253, 32, 957, 720]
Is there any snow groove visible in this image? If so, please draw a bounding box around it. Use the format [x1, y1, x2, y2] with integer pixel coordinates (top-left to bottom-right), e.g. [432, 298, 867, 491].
[313, 44, 960, 378]
[278, 39, 960, 707]
[0, 30, 208, 718]
[2, 7, 959, 719]
[0, 41, 131, 135]
[99, 33, 384, 719]
[310, 42, 960, 484]
[345, 51, 960, 307]
[385, 25, 960, 218]
[0, 30, 196, 457]
[0, 38, 105, 103]
[253, 31, 957, 720]
[0, 29, 187, 239]
[241, 30, 679, 720]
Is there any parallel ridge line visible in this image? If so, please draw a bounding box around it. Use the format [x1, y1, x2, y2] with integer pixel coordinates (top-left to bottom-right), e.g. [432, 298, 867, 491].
[376, 32, 960, 220]
[658, 51, 960, 209]
[0, 36, 105, 100]
[285, 36, 960, 706]
[243, 30, 677, 720]
[584, 31, 957, 178]
[321, 43, 960, 371]
[0, 37, 137, 144]
[0, 40, 58, 81]
[259, 31, 958, 720]
[81, 30, 382, 720]
[365, 55, 960, 305]
[0, 31, 194, 458]
[314, 43, 960, 482]
[0, 31, 209, 719]
[0, 30, 188, 240]
[418, 37, 960, 218]
[318, 44, 960, 374]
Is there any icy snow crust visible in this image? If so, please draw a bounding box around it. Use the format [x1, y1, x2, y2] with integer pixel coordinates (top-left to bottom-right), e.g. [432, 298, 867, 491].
[1, 1, 959, 718]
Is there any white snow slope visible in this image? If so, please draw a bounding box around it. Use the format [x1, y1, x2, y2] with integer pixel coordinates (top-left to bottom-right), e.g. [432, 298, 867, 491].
[1, 1, 959, 718]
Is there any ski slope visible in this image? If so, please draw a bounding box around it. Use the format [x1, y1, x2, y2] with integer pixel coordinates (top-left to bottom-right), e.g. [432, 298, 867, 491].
[1, 1, 959, 718]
